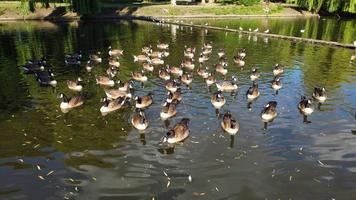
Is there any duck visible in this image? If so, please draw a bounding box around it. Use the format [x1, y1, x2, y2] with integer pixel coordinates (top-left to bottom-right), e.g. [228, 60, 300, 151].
[89, 52, 102, 63]
[211, 91, 226, 109]
[131, 109, 149, 130]
[67, 77, 83, 92]
[202, 47, 212, 55]
[298, 96, 314, 116]
[205, 73, 216, 86]
[181, 73, 193, 85]
[104, 88, 132, 100]
[162, 49, 169, 57]
[184, 46, 196, 54]
[215, 63, 228, 76]
[160, 99, 179, 120]
[109, 58, 120, 67]
[100, 97, 126, 114]
[216, 76, 238, 92]
[250, 68, 260, 81]
[273, 64, 284, 76]
[135, 92, 154, 109]
[312, 87, 327, 103]
[271, 76, 282, 91]
[108, 46, 124, 57]
[35, 68, 57, 86]
[246, 82, 260, 100]
[59, 93, 83, 110]
[182, 59, 195, 70]
[143, 62, 154, 72]
[150, 57, 164, 65]
[167, 88, 182, 102]
[148, 50, 163, 59]
[165, 79, 179, 92]
[261, 101, 278, 122]
[221, 112, 239, 135]
[233, 56, 245, 67]
[133, 54, 149, 62]
[197, 66, 209, 79]
[217, 49, 225, 58]
[159, 68, 171, 81]
[96, 75, 115, 87]
[161, 118, 190, 144]
[132, 71, 148, 83]
[203, 42, 213, 50]
[157, 42, 169, 50]
[184, 50, 194, 59]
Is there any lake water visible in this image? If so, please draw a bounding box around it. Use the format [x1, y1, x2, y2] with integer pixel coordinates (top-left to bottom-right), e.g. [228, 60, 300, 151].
[0, 18, 356, 200]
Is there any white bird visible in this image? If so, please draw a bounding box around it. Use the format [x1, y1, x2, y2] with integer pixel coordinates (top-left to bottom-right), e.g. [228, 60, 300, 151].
[248, 28, 252, 32]
[300, 29, 305, 33]
[205, 23, 209, 26]
[239, 27, 243, 31]
[264, 29, 269, 34]
[253, 28, 259, 32]
[354, 41, 356, 47]
[226, 25, 229, 29]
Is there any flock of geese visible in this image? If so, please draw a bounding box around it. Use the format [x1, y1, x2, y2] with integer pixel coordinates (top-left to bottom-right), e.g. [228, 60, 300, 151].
[20, 41, 328, 144]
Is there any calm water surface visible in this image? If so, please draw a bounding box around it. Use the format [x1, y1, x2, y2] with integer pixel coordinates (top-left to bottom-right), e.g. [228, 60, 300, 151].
[0, 19, 356, 200]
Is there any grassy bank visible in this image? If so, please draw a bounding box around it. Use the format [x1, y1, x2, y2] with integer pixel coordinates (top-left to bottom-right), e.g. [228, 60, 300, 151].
[0, 1, 313, 20]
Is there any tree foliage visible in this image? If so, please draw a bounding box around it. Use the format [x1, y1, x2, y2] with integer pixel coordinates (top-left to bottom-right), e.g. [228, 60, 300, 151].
[295, 0, 356, 13]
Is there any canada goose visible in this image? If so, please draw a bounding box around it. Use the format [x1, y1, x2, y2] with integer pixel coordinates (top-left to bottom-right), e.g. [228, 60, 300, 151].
[312, 87, 327, 103]
[184, 50, 194, 59]
[167, 88, 182, 102]
[117, 80, 133, 92]
[67, 77, 83, 92]
[197, 66, 209, 79]
[160, 118, 190, 143]
[218, 49, 225, 58]
[35, 68, 57, 86]
[165, 79, 179, 92]
[131, 109, 149, 130]
[203, 42, 213, 50]
[108, 46, 123, 57]
[206, 73, 216, 86]
[216, 76, 238, 92]
[59, 93, 83, 110]
[142, 45, 152, 54]
[100, 97, 126, 114]
[198, 53, 209, 63]
[65, 52, 81, 65]
[181, 73, 193, 85]
[106, 66, 118, 78]
[104, 88, 132, 100]
[250, 68, 260, 81]
[89, 52, 102, 63]
[211, 91, 226, 109]
[261, 101, 278, 122]
[221, 112, 239, 135]
[22, 57, 46, 73]
[298, 96, 314, 115]
[184, 46, 196, 54]
[162, 50, 170, 57]
[133, 54, 149, 62]
[96, 75, 115, 87]
[237, 48, 246, 58]
[233, 56, 245, 67]
[160, 99, 179, 120]
[135, 92, 153, 109]
[85, 61, 94, 72]
[202, 47, 212, 55]
[109, 58, 120, 67]
[246, 82, 260, 100]
[141, 62, 153, 72]
[132, 71, 148, 83]
[150, 58, 164, 65]
[65, 52, 82, 60]
[148, 50, 163, 59]
[168, 65, 183, 76]
[273, 64, 284, 76]
[159, 68, 171, 81]
[215, 63, 228, 76]
[157, 42, 169, 50]
[182, 59, 195, 70]
[271, 76, 282, 92]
